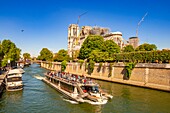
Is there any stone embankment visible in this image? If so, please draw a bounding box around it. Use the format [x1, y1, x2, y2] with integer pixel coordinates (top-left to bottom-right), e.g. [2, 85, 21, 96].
[40, 61, 170, 92]
[0, 74, 6, 94]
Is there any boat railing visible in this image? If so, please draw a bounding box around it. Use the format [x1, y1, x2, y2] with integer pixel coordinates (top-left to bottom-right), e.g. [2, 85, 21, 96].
[45, 72, 95, 86]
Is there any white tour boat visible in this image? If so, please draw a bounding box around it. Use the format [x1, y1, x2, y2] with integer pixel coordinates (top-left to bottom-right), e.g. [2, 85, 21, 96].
[6, 68, 25, 91]
[43, 71, 112, 104]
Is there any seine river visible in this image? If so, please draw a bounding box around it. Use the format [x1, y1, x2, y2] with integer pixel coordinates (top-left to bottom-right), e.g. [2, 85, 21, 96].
[0, 64, 170, 113]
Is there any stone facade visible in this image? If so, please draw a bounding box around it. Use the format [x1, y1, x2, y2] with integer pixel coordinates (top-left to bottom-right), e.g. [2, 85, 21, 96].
[67, 24, 128, 57]
[41, 61, 170, 92]
[129, 37, 139, 49]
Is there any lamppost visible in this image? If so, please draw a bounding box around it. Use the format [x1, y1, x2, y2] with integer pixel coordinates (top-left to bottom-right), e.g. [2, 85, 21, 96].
[8, 59, 11, 69]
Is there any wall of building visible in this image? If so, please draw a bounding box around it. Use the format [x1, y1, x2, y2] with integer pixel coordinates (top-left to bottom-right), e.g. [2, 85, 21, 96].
[68, 24, 130, 57]
[41, 61, 170, 92]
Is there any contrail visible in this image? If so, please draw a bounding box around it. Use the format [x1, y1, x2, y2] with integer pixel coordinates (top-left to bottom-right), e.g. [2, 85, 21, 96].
[136, 12, 148, 37]
[138, 12, 148, 26]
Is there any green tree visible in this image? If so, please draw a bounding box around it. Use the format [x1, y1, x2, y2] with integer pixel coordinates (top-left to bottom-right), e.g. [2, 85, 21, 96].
[2, 40, 16, 54]
[1, 39, 21, 67]
[123, 45, 134, 52]
[23, 53, 31, 60]
[89, 50, 109, 62]
[0, 41, 3, 67]
[136, 43, 157, 51]
[53, 49, 70, 62]
[103, 40, 120, 55]
[0, 41, 3, 59]
[79, 35, 104, 59]
[61, 60, 67, 72]
[38, 48, 53, 61]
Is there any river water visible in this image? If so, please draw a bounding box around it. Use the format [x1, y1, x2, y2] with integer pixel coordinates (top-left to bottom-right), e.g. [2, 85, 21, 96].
[0, 64, 170, 113]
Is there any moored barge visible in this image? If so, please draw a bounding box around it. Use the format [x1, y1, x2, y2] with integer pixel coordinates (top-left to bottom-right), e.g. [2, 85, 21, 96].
[5, 68, 25, 91]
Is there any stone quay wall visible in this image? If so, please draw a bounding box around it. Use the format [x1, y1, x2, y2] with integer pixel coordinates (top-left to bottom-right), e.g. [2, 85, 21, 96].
[40, 61, 170, 92]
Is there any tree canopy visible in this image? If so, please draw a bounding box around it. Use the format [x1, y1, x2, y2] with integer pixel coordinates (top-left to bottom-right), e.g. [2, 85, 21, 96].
[23, 53, 31, 60]
[38, 48, 53, 61]
[1, 39, 21, 67]
[89, 50, 109, 62]
[0, 41, 3, 59]
[135, 43, 157, 51]
[53, 49, 70, 62]
[103, 40, 120, 54]
[123, 45, 134, 52]
[78, 35, 121, 60]
[79, 35, 104, 59]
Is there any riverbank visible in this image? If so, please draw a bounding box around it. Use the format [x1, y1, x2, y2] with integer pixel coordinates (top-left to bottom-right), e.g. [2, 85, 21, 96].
[0, 74, 6, 94]
[40, 61, 170, 92]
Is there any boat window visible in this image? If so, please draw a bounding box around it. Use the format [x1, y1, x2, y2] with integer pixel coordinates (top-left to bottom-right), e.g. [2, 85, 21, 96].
[92, 86, 99, 93]
[8, 74, 19, 76]
[7, 77, 22, 82]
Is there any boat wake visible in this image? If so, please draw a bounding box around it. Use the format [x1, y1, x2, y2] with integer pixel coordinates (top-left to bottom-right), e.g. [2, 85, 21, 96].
[34, 74, 44, 80]
[63, 98, 79, 104]
[84, 99, 108, 105]
[63, 97, 108, 105]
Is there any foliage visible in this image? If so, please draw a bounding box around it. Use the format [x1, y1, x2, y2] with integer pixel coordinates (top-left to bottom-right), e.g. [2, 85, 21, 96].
[89, 50, 109, 62]
[78, 59, 84, 69]
[1, 39, 21, 67]
[123, 45, 134, 52]
[135, 43, 157, 51]
[38, 48, 53, 61]
[79, 35, 104, 60]
[87, 60, 95, 75]
[103, 40, 120, 55]
[111, 50, 170, 63]
[0, 42, 3, 66]
[125, 62, 136, 79]
[108, 63, 113, 77]
[85, 62, 88, 71]
[23, 53, 31, 60]
[61, 60, 67, 72]
[79, 35, 121, 61]
[1, 39, 16, 54]
[53, 49, 70, 62]
[97, 62, 103, 72]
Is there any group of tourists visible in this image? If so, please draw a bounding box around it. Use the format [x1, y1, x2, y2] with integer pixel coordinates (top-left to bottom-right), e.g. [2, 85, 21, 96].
[47, 71, 94, 84]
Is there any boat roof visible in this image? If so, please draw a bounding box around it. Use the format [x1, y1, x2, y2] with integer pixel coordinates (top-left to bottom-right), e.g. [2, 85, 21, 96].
[8, 68, 25, 75]
[80, 83, 99, 87]
[7, 75, 22, 78]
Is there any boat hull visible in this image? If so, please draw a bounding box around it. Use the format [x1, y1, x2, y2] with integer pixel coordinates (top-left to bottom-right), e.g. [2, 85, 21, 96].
[42, 78, 84, 103]
[6, 85, 23, 91]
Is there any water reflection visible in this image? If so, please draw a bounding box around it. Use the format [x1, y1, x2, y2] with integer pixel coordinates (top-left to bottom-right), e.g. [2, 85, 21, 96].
[0, 64, 170, 113]
[96, 80, 170, 113]
[5, 91, 23, 102]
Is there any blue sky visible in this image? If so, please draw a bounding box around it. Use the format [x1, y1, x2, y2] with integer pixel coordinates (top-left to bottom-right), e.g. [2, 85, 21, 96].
[0, 0, 170, 57]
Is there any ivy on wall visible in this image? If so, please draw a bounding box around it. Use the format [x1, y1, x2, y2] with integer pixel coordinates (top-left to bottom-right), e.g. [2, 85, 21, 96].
[88, 60, 95, 75]
[125, 62, 136, 79]
[78, 59, 84, 69]
[108, 63, 113, 77]
[61, 60, 67, 72]
[97, 62, 103, 72]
